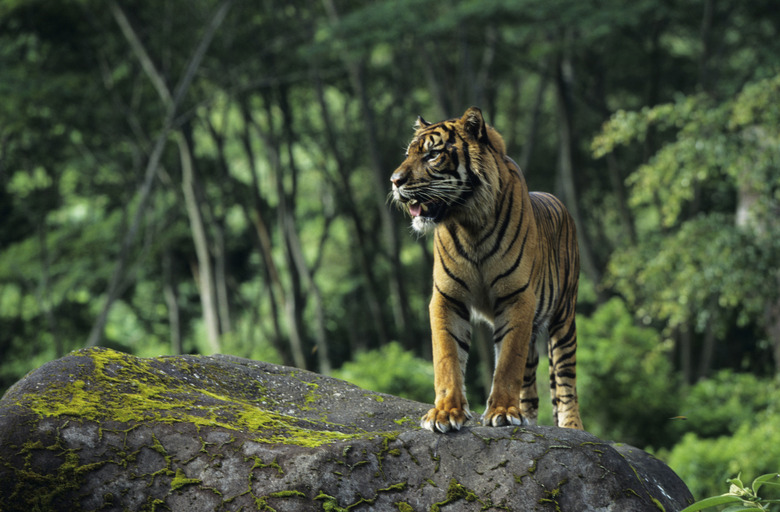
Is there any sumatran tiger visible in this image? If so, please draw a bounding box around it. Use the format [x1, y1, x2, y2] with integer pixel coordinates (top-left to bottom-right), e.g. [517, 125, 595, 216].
[390, 107, 583, 433]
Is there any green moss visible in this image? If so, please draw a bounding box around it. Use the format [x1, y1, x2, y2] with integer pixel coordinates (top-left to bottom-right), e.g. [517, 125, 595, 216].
[269, 490, 306, 499]
[20, 348, 392, 448]
[394, 502, 414, 512]
[650, 496, 666, 511]
[430, 478, 480, 511]
[314, 482, 407, 511]
[315, 492, 347, 512]
[374, 433, 402, 478]
[538, 478, 568, 512]
[170, 468, 201, 491]
[252, 489, 307, 512]
[6, 440, 110, 511]
[249, 456, 284, 475]
[302, 382, 322, 409]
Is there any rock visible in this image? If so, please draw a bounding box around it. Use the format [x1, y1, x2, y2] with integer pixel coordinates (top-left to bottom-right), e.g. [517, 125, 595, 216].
[0, 347, 693, 511]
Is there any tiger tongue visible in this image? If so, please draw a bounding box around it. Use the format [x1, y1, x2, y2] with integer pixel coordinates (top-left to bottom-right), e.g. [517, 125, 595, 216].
[409, 203, 422, 217]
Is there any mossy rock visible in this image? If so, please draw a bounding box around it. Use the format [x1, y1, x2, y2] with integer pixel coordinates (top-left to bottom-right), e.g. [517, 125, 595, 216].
[0, 347, 693, 511]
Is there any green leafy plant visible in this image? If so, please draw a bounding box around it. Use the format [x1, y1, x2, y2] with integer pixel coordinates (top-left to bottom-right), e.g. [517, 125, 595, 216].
[332, 342, 434, 404]
[681, 473, 780, 512]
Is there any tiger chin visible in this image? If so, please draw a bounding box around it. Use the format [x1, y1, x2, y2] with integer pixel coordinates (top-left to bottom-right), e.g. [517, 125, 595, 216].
[391, 107, 584, 433]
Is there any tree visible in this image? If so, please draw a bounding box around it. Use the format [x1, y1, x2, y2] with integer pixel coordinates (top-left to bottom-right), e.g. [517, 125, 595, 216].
[593, 74, 780, 378]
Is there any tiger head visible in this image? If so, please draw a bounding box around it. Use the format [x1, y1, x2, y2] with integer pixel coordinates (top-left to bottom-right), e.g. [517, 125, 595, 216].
[390, 106, 505, 234]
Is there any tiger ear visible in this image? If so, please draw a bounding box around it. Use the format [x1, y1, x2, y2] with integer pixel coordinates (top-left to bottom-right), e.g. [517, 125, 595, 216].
[461, 106, 486, 141]
[414, 115, 431, 130]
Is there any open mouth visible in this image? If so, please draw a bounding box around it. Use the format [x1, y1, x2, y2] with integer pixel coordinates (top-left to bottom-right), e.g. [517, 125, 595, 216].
[408, 199, 447, 222]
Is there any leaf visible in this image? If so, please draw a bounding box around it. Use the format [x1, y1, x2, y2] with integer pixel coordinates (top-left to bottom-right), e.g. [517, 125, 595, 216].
[728, 473, 745, 489]
[679, 495, 743, 512]
[752, 473, 780, 494]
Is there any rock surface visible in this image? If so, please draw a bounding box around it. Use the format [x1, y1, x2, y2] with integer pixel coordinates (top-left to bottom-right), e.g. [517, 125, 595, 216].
[0, 347, 693, 511]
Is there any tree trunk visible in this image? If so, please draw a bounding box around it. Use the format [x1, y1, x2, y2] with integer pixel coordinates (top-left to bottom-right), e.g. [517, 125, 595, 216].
[312, 70, 390, 348]
[419, 43, 452, 119]
[37, 223, 61, 356]
[251, 92, 307, 370]
[236, 100, 291, 366]
[88, 0, 231, 348]
[200, 111, 235, 338]
[678, 325, 693, 385]
[735, 126, 780, 373]
[519, 66, 550, 171]
[163, 251, 182, 355]
[554, 38, 602, 288]
[177, 129, 221, 353]
[322, 0, 412, 347]
[697, 303, 717, 380]
[278, 86, 332, 373]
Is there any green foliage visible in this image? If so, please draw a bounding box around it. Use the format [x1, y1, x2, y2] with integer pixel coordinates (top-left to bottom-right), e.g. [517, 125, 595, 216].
[609, 214, 778, 334]
[671, 370, 777, 440]
[332, 342, 434, 404]
[595, 74, 780, 343]
[661, 380, 780, 501]
[680, 473, 780, 512]
[576, 298, 680, 448]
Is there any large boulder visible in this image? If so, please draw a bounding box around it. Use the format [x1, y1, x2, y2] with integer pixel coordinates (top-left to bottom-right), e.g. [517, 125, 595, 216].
[0, 347, 693, 511]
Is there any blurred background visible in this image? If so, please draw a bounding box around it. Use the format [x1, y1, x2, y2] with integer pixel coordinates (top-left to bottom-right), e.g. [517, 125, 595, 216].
[1, 0, 779, 500]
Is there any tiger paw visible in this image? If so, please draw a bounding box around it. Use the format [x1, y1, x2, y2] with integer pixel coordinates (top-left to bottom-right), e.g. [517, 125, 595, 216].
[420, 406, 472, 433]
[481, 406, 525, 427]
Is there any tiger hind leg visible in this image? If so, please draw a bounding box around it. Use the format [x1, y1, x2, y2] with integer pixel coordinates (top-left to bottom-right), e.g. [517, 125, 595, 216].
[547, 308, 583, 429]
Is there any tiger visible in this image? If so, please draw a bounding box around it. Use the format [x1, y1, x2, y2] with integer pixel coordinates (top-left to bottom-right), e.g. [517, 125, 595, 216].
[390, 106, 583, 433]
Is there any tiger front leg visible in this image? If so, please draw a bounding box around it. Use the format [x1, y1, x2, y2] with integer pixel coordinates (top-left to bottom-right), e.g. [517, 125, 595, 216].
[483, 298, 536, 427]
[420, 291, 472, 433]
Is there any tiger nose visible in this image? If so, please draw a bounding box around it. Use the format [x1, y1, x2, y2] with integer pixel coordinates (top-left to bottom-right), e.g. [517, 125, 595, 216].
[390, 170, 408, 187]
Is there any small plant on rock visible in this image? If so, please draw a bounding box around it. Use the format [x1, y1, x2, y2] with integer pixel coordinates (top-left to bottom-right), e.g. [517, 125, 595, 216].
[681, 473, 780, 512]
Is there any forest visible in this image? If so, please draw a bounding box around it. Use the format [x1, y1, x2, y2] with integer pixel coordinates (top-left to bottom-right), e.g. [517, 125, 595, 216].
[1, 0, 779, 502]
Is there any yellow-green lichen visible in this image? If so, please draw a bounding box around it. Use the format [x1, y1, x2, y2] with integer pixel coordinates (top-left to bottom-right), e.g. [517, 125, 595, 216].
[249, 456, 284, 475]
[430, 478, 480, 511]
[20, 348, 393, 448]
[170, 468, 201, 491]
[314, 482, 407, 511]
[651, 495, 666, 511]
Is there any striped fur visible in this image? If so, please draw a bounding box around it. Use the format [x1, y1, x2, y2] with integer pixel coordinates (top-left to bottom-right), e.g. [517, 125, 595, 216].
[390, 107, 583, 433]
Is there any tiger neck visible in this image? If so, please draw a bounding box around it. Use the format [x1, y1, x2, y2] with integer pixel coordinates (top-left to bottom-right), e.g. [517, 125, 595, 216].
[441, 163, 527, 252]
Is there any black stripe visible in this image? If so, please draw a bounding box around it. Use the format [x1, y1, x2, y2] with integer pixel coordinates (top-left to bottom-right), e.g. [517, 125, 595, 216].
[482, 190, 514, 261]
[550, 323, 577, 352]
[493, 324, 515, 345]
[434, 283, 470, 321]
[439, 255, 470, 291]
[447, 329, 471, 353]
[462, 143, 472, 174]
[493, 280, 530, 312]
[477, 186, 509, 246]
[446, 129, 457, 145]
[446, 224, 477, 265]
[500, 198, 525, 258]
[490, 226, 531, 287]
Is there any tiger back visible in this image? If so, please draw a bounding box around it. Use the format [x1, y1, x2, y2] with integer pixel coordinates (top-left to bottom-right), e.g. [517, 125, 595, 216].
[390, 106, 583, 433]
